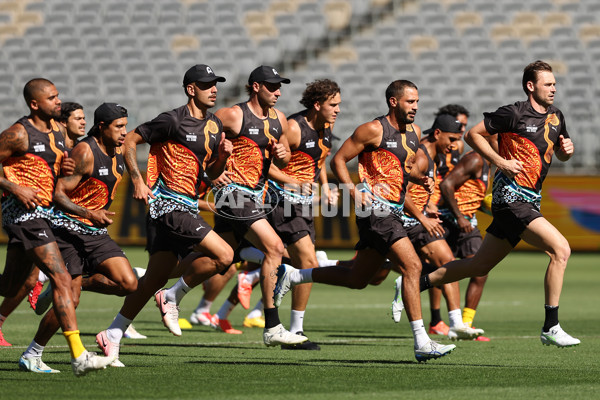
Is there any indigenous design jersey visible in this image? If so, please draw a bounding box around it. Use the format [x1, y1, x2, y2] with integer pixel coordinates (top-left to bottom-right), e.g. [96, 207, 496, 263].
[430, 147, 461, 206]
[268, 109, 332, 205]
[1, 117, 67, 226]
[439, 151, 490, 227]
[139, 105, 221, 218]
[357, 116, 419, 216]
[51, 136, 125, 235]
[402, 144, 436, 227]
[222, 102, 282, 200]
[484, 101, 569, 206]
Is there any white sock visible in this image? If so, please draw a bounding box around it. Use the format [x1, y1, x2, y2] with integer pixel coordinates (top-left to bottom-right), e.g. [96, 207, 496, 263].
[291, 268, 313, 284]
[216, 299, 235, 320]
[246, 299, 263, 319]
[23, 340, 44, 358]
[245, 268, 261, 285]
[0, 314, 6, 329]
[410, 319, 430, 349]
[195, 297, 212, 314]
[448, 309, 464, 329]
[289, 310, 305, 334]
[165, 277, 191, 305]
[107, 313, 132, 343]
[38, 270, 49, 283]
[318, 259, 339, 267]
[240, 247, 265, 264]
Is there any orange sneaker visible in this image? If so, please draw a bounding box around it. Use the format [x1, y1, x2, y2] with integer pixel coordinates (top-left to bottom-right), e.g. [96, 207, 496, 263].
[428, 320, 450, 335]
[0, 330, 12, 346]
[237, 272, 253, 310]
[210, 315, 242, 334]
[472, 326, 490, 341]
[28, 281, 43, 310]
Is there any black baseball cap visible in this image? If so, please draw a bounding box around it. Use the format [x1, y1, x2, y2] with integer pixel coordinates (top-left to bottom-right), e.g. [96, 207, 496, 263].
[423, 113, 463, 136]
[88, 103, 128, 135]
[248, 65, 290, 84]
[183, 64, 226, 86]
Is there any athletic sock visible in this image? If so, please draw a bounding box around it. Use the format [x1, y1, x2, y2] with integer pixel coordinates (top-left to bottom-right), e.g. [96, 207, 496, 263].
[23, 340, 45, 358]
[246, 299, 263, 319]
[216, 299, 235, 320]
[543, 305, 559, 332]
[289, 310, 305, 334]
[195, 297, 212, 314]
[264, 307, 280, 329]
[462, 307, 476, 327]
[245, 268, 261, 285]
[291, 268, 313, 284]
[430, 308, 442, 326]
[38, 270, 49, 283]
[410, 319, 429, 349]
[107, 313, 132, 343]
[448, 309, 463, 328]
[420, 275, 432, 292]
[317, 259, 339, 267]
[165, 277, 190, 305]
[63, 330, 85, 359]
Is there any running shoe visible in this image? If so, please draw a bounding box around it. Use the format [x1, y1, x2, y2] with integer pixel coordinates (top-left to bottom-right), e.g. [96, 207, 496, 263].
[448, 325, 484, 341]
[28, 281, 44, 310]
[96, 330, 124, 367]
[414, 340, 456, 362]
[0, 330, 12, 347]
[273, 264, 295, 307]
[237, 271, 253, 310]
[243, 316, 265, 328]
[154, 289, 181, 336]
[34, 284, 53, 316]
[210, 315, 242, 334]
[428, 320, 450, 336]
[18, 354, 60, 373]
[540, 323, 580, 347]
[71, 350, 115, 376]
[124, 324, 147, 339]
[263, 324, 307, 347]
[281, 331, 320, 350]
[190, 311, 212, 326]
[391, 276, 403, 323]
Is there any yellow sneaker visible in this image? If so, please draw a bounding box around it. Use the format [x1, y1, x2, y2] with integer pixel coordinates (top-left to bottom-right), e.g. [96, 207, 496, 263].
[243, 316, 265, 328]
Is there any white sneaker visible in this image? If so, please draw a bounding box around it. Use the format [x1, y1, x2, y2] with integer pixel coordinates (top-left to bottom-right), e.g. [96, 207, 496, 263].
[414, 340, 456, 362]
[154, 289, 182, 336]
[71, 350, 115, 376]
[448, 325, 484, 341]
[190, 311, 212, 326]
[273, 264, 295, 308]
[96, 330, 124, 367]
[124, 324, 147, 339]
[391, 276, 403, 323]
[18, 354, 60, 373]
[263, 324, 307, 347]
[540, 323, 580, 347]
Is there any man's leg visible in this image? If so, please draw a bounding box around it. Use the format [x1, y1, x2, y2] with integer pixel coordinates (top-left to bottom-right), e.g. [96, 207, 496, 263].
[83, 257, 138, 296]
[0, 266, 39, 346]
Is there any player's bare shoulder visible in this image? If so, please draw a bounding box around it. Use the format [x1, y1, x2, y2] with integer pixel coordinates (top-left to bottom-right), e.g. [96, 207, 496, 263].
[0, 123, 29, 156]
[215, 104, 243, 136]
[353, 119, 384, 148]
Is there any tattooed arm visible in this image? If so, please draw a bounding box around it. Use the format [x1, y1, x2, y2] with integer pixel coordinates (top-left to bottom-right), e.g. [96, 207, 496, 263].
[0, 124, 42, 209]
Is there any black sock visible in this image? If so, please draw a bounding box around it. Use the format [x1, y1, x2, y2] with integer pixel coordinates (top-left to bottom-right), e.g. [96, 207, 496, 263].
[420, 275, 432, 292]
[543, 305, 559, 332]
[430, 308, 442, 326]
[264, 307, 281, 329]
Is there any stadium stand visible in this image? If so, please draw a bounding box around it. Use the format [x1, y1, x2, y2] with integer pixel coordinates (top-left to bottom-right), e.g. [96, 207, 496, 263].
[0, 0, 598, 170]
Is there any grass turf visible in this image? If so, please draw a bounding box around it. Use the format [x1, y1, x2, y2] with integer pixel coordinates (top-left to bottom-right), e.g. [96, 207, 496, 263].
[0, 248, 598, 399]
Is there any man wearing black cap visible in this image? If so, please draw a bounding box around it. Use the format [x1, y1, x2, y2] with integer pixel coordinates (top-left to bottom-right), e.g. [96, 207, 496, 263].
[212, 65, 307, 347]
[19, 102, 138, 372]
[96, 65, 235, 361]
[0, 78, 115, 375]
[389, 113, 484, 341]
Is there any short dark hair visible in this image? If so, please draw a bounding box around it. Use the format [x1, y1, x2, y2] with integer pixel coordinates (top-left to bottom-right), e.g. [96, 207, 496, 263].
[522, 60, 553, 95]
[299, 79, 340, 109]
[435, 104, 469, 118]
[58, 102, 83, 123]
[385, 80, 418, 108]
[23, 78, 55, 105]
[245, 83, 254, 97]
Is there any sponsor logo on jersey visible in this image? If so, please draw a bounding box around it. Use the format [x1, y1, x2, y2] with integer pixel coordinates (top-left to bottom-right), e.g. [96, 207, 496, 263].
[386, 141, 398, 148]
[99, 167, 109, 176]
[33, 143, 45, 152]
[249, 128, 259, 135]
[186, 134, 197, 142]
[306, 140, 315, 148]
[526, 125, 537, 133]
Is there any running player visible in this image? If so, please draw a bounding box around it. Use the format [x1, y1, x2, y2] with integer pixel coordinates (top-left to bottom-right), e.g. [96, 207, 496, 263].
[210, 65, 305, 346]
[95, 64, 235, 362]
[0, 79, 114, 375]
[19, 103, 136, 372]
[267, 78, 340, 350]
[419, 60, 579, 347]
[273, 80, 457, 361]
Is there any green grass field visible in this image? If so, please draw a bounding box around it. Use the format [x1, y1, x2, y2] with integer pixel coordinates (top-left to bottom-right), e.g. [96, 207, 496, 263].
[0, 248, 598, 400]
